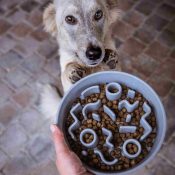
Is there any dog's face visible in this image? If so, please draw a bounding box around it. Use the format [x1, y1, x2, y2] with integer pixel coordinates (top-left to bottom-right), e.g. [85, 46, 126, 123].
[44, 0, 119, 67]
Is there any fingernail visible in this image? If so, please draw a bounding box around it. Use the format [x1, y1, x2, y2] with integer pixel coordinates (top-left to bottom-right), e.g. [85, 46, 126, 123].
[50, 124, 56, 133]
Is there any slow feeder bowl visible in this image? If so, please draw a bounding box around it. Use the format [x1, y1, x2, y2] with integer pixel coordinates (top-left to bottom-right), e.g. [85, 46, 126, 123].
[56, 71, 166, 175]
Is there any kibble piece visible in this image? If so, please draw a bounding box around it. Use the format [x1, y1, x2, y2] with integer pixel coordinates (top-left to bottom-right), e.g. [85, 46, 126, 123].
[139, 127, 144, 133]
[122, 108, 126, 113]
[87, 124, 92, 128]
[97, 122, 101, 128]
[102, 98, 107, 104]
[93, 120, 97, 125]
[107, 101, 113, 107]
[133, 145, 138, 153]
[93, 159, 98, 164]
[130, 160, 136, 166]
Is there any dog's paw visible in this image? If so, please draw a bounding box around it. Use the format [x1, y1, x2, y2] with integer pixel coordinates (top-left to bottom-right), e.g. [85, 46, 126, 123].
[67, 64, 86, 84]
[106, 57, 119, 69]
[103, 49, 117, 62]
[103, 49, 119, 69]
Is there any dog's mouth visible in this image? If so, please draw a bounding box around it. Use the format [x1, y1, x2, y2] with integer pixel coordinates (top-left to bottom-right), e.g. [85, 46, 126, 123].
[88, 61, 101, 67]
[82, 58, 103, 67]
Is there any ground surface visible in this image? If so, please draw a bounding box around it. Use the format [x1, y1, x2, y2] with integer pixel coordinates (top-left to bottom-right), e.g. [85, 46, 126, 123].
[0, 0, 175, 175]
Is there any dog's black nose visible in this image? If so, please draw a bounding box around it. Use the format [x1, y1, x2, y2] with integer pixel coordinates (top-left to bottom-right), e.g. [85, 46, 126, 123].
[86, 45, 102, 60]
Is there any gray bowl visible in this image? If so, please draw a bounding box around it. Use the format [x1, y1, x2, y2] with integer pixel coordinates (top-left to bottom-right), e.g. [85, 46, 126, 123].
[56, 71, 166, 175]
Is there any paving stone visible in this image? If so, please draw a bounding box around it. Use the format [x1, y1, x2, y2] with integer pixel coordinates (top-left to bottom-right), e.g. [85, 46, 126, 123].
[0, 150, 9, 169]
[21, 53, 45, 74]
[170, 49, 175, 59]
[119, 52, 135, 73]
[147, 74, 173, 98]
[123, 10, 145, 27]
[167, 0, 175, 6]
[0, 123, 5, 135]
[156, 3, 175, 20]
[145, 41, 169, 62]
[19, 108, 44, 134]
[0, 50, 23, 71]
[0, 123, 27, 156]
[37, 40, 58, 59]
[0, 100, 18, 126]
[167, 19, 175, 34]
[6, 9, 28, 25]
[147, 0, 163, 4]
[27, 10, 42, 26]
[0, 35, 16, 54]
[155, 58, 175, 82]
[0, 19, 11, 35]
[31, 27, 49, 42]
[5, 67, 31, 89]
[32, 69, 58, 85]
[149, 157, 175, 175]
[162, 90, 175, 141]
[0, 0, 20, 9]
[118, 0, 135, 11]
[134, 27, 158, 44]
[113, 20, 135, 41]
[118, 51, 147, 80]
[43, 56, 61, 78]
[145, 14, 168, 31]
[158, 29, 175, 47]
[0, 67, 6, 80]
[12, 86, 35, 108]
[132, 54, 158, 77]
[39, 0, 53, 12]
[3, 152, 36, 175]
[0, 81, 14, 104]
[14, 36, 40, 57]
[27, 69, 63, 99]
[0, 6, 5, 15]
[26, 134, 54, 163]
[31, 161, 58, 175]
[37, 119, 53, 138]
[10, 22, 33, 38]
[130, 167, 152, 175]
[135, 0, 156, 15]
[21, 0, 39, 13]
[5, 6, 18, 17]
[114, 37, 123, 48]
[161, 137, 175, 164]
[147, 155, 164, 169]
[122, 37, 146, 57]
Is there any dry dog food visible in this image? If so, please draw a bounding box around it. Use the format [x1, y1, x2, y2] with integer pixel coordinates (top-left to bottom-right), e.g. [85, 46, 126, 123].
[64, 83, 157, 172]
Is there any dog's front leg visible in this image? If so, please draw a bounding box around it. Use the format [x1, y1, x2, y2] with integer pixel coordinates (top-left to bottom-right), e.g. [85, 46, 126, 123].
[61, 62, 88, 92]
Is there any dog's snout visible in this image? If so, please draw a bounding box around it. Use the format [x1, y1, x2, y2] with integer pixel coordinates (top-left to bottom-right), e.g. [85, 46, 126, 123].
[86, 44, 102, 60]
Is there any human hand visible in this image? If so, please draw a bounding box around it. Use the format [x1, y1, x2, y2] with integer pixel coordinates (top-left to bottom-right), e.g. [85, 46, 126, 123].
[50, 124, 93, 175]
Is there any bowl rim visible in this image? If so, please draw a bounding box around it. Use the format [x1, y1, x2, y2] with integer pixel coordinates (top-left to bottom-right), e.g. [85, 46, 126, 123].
[56, 71, 167, 175]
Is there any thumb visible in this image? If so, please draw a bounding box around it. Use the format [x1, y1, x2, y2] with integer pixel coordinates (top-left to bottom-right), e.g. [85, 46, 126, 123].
[50, 125, 91, 175]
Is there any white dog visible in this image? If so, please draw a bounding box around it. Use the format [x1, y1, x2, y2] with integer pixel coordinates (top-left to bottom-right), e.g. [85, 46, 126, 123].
[40, 0, 121, 118]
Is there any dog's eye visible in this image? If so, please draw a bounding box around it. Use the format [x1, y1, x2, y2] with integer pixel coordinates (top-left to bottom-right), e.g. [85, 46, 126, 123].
[65, 15, 77, 25]
[94, 10, 103, 21]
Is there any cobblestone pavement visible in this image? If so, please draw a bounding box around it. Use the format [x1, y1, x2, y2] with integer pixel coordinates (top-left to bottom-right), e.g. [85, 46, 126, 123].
[0, 0, 174, 175]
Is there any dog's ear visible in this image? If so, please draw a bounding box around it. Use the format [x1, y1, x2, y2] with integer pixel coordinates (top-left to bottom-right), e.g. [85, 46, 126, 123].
[106, 0, 118, 9]
[105, 0, 120, 24]
[43, 3, 57, 37]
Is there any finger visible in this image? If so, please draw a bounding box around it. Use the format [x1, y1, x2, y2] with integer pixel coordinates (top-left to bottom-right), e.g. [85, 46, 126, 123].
[50, 125, 70, 156]
[50, 125, 89, 175]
